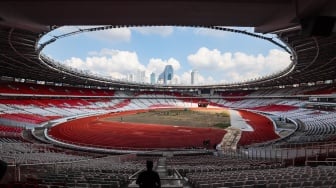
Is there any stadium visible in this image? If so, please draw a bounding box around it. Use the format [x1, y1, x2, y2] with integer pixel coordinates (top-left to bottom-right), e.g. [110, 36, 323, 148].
[0, 0, 336, 187]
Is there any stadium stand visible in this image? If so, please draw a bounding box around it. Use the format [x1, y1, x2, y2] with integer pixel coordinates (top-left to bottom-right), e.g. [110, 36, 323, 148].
[186, 165, 336, 188]
[0, 0, 335, 187]
[0, 82, 115, 97]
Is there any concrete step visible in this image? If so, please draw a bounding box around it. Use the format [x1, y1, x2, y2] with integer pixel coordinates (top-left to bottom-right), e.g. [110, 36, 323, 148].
[127, 157, 185, 188]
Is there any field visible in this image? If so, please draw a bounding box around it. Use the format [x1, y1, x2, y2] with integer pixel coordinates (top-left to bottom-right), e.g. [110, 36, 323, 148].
[105, 108, 230, 128]
[48, 108, 230, 150]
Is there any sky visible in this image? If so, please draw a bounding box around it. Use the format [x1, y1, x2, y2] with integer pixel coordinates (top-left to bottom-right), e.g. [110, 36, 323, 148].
[40, 26, 291, 85]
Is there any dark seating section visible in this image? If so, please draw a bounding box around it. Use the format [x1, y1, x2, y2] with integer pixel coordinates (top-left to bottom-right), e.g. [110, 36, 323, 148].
[167, 155, 283, 175]
[249, 105, 298, 112]
[5, 156, 158, 188]
[1, 152, 336, 187]
[0, 125, 25, 143]
[0, 82, 115, 97]
[303, 86, 336, 95]
[186, 165, 336, 188]
[221, 90, 254, 102]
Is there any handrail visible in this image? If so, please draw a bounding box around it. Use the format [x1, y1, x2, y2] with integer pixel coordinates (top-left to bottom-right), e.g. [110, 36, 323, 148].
[305, 160, 336, 166]
[128, 168, 184, 181]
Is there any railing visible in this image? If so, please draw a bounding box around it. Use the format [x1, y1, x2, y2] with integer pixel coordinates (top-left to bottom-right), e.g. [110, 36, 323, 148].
[305, 160, 336, 166]
[219, 141, 336, 166]
[1, 152, 137, 183]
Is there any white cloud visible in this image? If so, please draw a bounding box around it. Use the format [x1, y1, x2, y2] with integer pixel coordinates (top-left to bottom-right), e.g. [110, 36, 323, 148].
[62, 46, 291, 84]
[198, 75, 216, 85]
[147, 58, 181, 75]
[187, 47, 291, 82]
[63, 49, 183, 83]
[188, 47, 234, 70]
[225, 71, 261, 83]
[132, 26, 174, 37]
[63, 49, 144, 79]
[180, 71, 191, 85]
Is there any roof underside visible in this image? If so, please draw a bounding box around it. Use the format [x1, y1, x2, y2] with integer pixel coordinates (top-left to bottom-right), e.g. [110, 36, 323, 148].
[0, 0, 335, 90]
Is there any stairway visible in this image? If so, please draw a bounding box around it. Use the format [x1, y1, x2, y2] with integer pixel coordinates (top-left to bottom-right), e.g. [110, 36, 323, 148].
[220, 127, 241, 150]
[127, 157, 185, 188]
[157, 157, 168, 177]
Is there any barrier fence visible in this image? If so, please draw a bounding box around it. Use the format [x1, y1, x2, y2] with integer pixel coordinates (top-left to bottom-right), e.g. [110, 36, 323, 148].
[2, 141, 336, 183]
[220, 141, 336, 165]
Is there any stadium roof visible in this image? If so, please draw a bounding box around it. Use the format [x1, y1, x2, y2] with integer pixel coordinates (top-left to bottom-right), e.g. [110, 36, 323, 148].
[0, 0, 335, 90]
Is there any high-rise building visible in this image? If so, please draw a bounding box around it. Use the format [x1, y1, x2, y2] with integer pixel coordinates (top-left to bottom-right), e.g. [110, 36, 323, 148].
[135, 70, 146, 83]
[127, 73, 134, 82]
[191, 70, 198, 85]
[158, 65, 174, 84]
[150, 72, 156, 84]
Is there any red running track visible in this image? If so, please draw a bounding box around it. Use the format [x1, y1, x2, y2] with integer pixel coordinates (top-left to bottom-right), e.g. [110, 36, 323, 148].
[48, 110, 227, 150]
[237, 110, 280, 146]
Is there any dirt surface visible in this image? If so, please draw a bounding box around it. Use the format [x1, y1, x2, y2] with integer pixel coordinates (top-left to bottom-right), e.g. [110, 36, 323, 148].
[49, 109, 228, 149]
[104, 108, 230, 128]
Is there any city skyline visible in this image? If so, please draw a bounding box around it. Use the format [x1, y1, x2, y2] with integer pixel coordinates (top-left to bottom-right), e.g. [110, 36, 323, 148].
[41, 26, 291, 85]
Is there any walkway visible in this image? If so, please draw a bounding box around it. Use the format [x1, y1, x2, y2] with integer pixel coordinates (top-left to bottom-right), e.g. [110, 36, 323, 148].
[127, 157, 185, 188]
[229, 109, 254, 131]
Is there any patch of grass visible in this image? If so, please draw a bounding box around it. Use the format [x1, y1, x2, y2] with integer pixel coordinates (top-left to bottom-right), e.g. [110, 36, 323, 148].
[213, 122, 231, 129]
[215, 112, 229, 117]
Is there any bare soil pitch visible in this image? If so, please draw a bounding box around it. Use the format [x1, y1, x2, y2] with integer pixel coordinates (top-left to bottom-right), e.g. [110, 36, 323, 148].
[48, 108, 229, 149]
[104, 108, 230, 128]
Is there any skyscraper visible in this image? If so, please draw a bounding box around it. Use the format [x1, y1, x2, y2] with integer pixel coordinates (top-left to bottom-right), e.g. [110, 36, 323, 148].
[191, 70, 198, 85]
[158, 65, 174, 85]
[135, 70, 146, 83]
[127, 73, 134, 82]
[150, 72, 156, 84]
